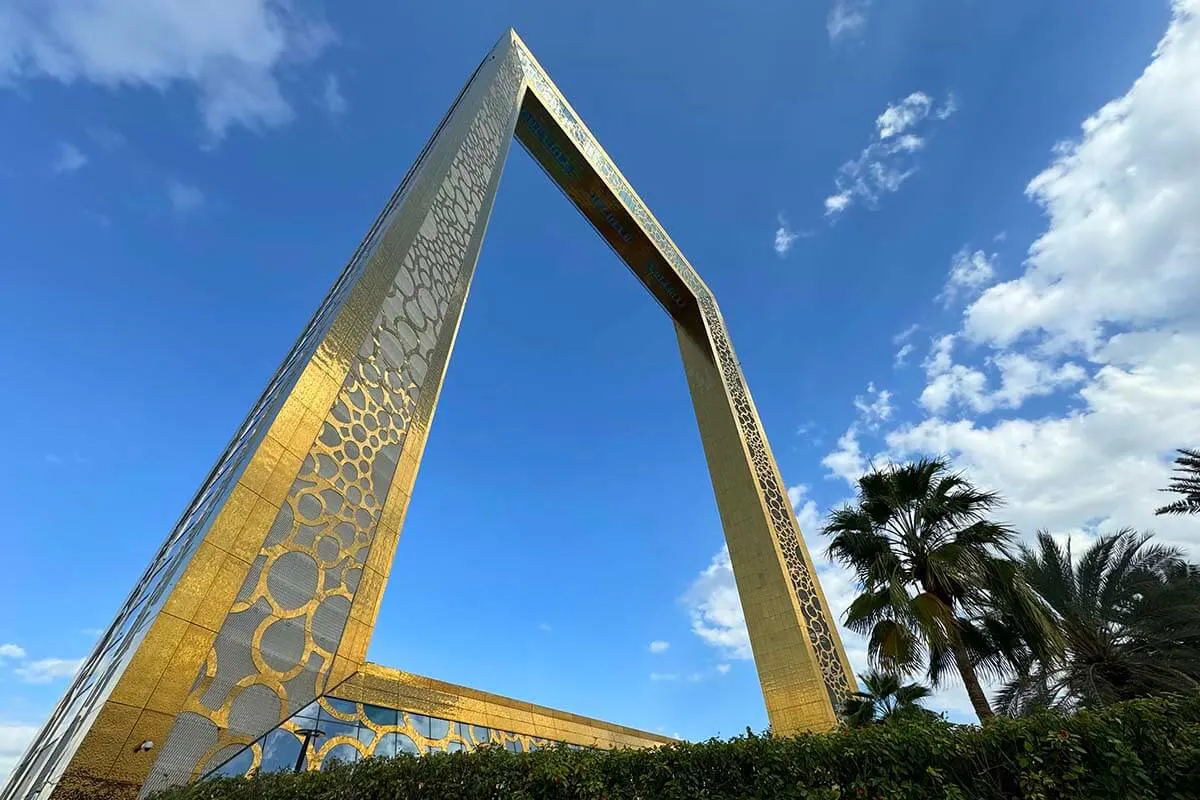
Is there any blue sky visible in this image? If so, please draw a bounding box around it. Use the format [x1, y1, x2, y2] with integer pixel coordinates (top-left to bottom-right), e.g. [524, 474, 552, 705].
[3, 0, 1199, 780]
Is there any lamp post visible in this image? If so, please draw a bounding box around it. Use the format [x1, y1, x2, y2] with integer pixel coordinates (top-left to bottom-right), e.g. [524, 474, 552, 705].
[293, 728, 325, 773]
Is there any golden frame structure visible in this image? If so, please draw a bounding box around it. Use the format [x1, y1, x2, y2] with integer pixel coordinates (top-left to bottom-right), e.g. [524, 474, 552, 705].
[3, 31, 854, 800]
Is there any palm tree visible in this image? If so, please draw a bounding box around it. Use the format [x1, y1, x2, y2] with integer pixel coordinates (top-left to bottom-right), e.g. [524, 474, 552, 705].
[824, 457, 1057, 722]
[996, 529, 1200, 715]
[1155, 448, 1200, 516]
[842, 669, 937, 727]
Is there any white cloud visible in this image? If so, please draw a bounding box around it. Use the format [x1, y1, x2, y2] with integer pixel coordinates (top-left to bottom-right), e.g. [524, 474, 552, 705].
[51, 141, 87, 174]
[683, 546, 752, 660]
[937, 247, 997, 307]
[167, 179, 204, 212]
[538, 622, 552, 632]
[824, 91, 955, 219]
[827, 0, 870, 43]
[888, 0, 1200, 557]
[807, 5, 1200, 723]
[918, 335, 1087, 415]
[649, 672, 678, 681]
[648, 640, 670, 654]
[0, 0, 335, 140]
[965, 0, 1200, 354]
[821, 426, 867, 488]
[853, 382, 894, 429]
[892, 324, 919, 367]
[936, 93, 958, 120]
[0, 644, 26, 661]
[890, 331, 1200, 554]
[893, 324, 919, 345]
[715, 663, 731, 675]
[320, 73, 345, 115]
[774, 215, 799, 256]
[876, 92, 933, 139]
[14, 657, 83, 684]
[787, 483, 823, 536]
[1, 722, 39, 787]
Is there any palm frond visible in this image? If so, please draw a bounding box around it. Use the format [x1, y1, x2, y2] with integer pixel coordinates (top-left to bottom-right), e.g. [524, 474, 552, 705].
[1155, 447, 1200, 516]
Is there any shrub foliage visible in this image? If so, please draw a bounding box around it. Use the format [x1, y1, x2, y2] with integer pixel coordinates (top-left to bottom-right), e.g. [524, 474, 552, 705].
[151, 694, 1200, 800]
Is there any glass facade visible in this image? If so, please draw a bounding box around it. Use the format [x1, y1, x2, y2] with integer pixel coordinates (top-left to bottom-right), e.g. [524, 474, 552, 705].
[205, 695, 569, 778]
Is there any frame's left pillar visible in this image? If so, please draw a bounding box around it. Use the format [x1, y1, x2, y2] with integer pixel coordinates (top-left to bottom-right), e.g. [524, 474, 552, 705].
[1, 32, 527, 800]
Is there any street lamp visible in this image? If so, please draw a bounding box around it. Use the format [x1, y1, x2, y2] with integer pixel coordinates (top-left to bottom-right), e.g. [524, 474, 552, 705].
[293, 728, 325, 773]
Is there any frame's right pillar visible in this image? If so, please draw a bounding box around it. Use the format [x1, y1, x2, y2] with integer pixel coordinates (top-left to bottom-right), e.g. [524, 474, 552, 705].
[675, 312, 855, 734]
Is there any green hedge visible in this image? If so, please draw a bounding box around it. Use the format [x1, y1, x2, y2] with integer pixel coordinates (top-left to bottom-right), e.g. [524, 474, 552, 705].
[155, 694, 1200, 800]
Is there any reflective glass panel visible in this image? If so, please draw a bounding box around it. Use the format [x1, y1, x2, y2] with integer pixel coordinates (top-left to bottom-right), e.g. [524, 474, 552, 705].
[260, 729, 302, 774]
[428, 717, 450, 740]
[322, 697, 359, 719]
[293, 700, 320, 721]
[407, 712, 432, 738]
[321, 743, 360, 770]
[363, 703, 398, 727]
[316, 718, 360, 743]
[211, 746, 254, 778]
[356, 725, 376, 749]
[377, 731, 419, 757]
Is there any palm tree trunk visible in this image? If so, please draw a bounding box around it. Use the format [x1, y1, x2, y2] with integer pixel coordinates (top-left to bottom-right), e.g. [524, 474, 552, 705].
[951, 638, 994, 721]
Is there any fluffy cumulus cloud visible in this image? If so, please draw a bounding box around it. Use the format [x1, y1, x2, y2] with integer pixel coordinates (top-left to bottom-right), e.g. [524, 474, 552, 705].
[853, 382, 894, 430]
[937, 247, 997, 307]
[821, 426, 868, 488]
[0, 0, 335, 140]
[683, 547, 752, 660]
[965, 0, 1200, 354]
[648, 640, 670, 654]
[824, 91, 956, 219]
[0, 644, 26, 661]
[917, 335, 1088, 415]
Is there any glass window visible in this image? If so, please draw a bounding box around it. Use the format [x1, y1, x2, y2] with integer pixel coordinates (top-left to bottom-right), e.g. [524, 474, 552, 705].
[320, 743, 360, 770]
[470, 725, 491, 744]
[428, 716, 450, 740]
[375, 731, 420, 758]
[208, 746, 253, 778]
[504, 739, 524, 753]
[316, 717, 360, 743]
[356, 725, 376, 749]
[292, 700, 320, 722]
[447, 741, 466, 754]
[321, 696, 359, 719]
[406, 712, 432, 738]
[260, 729, 302, 774]
[363, 703, 398, 727]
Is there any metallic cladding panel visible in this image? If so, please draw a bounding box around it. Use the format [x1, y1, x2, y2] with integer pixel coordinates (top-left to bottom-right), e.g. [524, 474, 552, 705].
[138, 39, 527, 798]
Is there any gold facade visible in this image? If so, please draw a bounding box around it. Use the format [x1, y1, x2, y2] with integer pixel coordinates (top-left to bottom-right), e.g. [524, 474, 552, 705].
[2, 30, 853, 800]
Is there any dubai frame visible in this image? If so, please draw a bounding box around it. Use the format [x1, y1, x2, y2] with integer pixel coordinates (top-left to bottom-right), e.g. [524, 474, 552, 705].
[4, 31, 854, 800]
